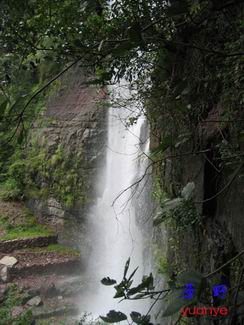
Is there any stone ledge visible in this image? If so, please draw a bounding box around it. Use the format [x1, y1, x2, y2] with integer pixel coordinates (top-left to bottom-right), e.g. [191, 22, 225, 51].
[0, 235, 58, 253]
[10, 259, 81, 280]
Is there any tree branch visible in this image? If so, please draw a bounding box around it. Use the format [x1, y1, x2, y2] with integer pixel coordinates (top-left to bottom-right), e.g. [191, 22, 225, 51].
[195, 163, 243, 204]
[205, 250, 244, 278]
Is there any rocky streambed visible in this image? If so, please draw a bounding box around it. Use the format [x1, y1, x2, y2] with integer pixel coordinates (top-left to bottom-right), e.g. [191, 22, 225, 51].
[0, 234, 85, 324]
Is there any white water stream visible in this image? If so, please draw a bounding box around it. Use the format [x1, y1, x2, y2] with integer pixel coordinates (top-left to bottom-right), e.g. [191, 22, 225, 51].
[80, 85, 150, 322]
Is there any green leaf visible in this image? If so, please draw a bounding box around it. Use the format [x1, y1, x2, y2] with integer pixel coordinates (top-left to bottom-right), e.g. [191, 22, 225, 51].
[101, 277, 117, 286]
[130, 311, 141, 322]
[100, 310, 127, 323]
[130, 311, 151, 324]
[123, 258, 130, 279]
[114, 281, 126, 298]
[127, 273, 154, 296]
[128, 266, 139, 281]
[0, 100, 8, 116]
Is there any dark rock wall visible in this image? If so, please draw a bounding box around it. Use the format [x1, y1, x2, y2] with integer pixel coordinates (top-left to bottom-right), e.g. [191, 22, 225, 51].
[27, 66, 108, 255]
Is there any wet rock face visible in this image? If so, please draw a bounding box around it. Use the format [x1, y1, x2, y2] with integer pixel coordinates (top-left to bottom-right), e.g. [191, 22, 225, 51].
[152, 128, 242, 276]
[44, 198, 65, 226]
[26, 66, 108, 250]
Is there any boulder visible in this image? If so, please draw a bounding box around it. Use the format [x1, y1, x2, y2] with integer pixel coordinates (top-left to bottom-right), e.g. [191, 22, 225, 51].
[12, 306, 24, 318]
[26, 295, 43, 306]
[0, 256, 18, 267]
[0, 265, 9, 282]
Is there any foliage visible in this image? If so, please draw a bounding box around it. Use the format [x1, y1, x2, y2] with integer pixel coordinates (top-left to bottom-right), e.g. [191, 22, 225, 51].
[0, 0, 242, 205]
[0, 178, 22, 201]
[151, 176, 167, 205]
[157, 256, 169, 276]
[0, 284, 33, 325]
[100, 257, 244, 324]
[0, 138, 86, 208]
[0, 0, 242, 158]
[153, 182, 199, 228]
[100, 258, 155, 324]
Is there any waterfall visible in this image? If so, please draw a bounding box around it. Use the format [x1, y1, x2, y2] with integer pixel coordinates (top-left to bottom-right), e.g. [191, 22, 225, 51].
[80, 84, 150, 322]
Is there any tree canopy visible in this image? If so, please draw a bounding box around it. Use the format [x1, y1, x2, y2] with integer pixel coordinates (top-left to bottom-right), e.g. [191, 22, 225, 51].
[0, 1, 243, 323]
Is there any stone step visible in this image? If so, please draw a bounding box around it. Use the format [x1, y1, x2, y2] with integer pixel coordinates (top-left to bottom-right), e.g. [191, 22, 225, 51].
[0, 235, 58, 253]
[15, 275, 86, 298]
[32, 296, 80, 320]
[0, 251, 82, 283]
[10, 259, 81, 280]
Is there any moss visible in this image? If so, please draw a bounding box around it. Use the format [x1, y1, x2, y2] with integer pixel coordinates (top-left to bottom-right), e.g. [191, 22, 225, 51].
[158, 256, 169, 276]
[153, 243, 170, 278]
[0, 138, 87, 209]
[152, 175, 167, 205]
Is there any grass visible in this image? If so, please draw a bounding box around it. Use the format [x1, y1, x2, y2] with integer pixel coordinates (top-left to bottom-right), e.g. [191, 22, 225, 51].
[0, 212, 53, 241]
[28, 244, 80, 256]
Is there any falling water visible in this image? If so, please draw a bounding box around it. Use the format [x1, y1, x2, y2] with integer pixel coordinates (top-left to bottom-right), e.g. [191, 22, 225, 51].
[80, 85, 150, 321]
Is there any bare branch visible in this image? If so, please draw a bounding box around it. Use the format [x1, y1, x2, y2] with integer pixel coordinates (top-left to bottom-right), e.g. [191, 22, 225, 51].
[205, 250, 244, 278]
[195, 163, 243, 204]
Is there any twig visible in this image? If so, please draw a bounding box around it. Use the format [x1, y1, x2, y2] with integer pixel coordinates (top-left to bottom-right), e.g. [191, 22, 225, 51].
[142, 291, 164, 322]
[2, 58, 92, 145]
[203, 153, 221, 173]
[231, 267, 244, 324]
[195, 163, 243, 204]
[174, 314, 182, 325]
[112, 149, 211, 206]
[205, 250, 244, 278]
[17, 58, 82, 120]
